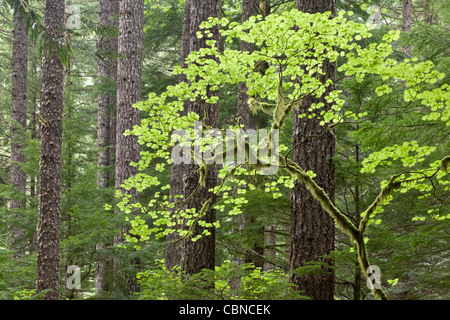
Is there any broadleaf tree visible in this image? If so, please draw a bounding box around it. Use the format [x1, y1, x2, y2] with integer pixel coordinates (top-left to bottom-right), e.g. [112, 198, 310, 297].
[118, 9, 449, 300]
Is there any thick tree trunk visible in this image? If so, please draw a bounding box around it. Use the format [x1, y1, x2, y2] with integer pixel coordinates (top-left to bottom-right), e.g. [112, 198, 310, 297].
[114, 0, 144, 293]
[164, 0, 192, 271]
[36, 0, 65, 300]
[236, 0, 256, 130]
[229, 0, 255, 274]
[165, 0, 221, 275]
[10, 0, 28, 258]
[180, 0, 221, 275]
[95, 0, 118, 294]
[290, 0, 336, 300]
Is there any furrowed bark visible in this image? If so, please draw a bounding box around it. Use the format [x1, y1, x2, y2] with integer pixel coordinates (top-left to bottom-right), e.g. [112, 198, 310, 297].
[290, 0, 337, 300]
[10, 0, 28, 258]
[95, 0, 118, 295]
[165, 0, 192, 271]
[36, 0, 65, 300]
[180, 0, 221, 275]
[114, 0, 144, 293]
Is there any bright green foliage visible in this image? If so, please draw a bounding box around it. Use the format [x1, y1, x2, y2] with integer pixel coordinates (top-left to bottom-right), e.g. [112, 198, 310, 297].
[137, 260, 304, 300]
[0, 0, 448, 301]
[119, 8, 448, 300]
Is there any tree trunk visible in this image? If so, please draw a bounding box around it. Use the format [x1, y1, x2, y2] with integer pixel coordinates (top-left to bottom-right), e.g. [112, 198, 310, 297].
[423, 0, 434, 24]
[229, 0, 256, 276]
[114, 0, 144, 294]
[63, 1, 75, 299]
[236, 0, 256, 130]
[164, 0, 192, 271]
[168, 0, 221, 275]
[352, 140, 362, 300]
[402, 0, 412, 55]
[30, 58, 38, 199]
[10, 0, 28, 258]
[36, 0, 65, 300]
[95, 0, 118, 294]
[290, 0, 336, 300]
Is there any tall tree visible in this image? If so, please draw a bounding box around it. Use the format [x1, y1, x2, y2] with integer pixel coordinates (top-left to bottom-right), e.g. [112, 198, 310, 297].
[181, 0, 221, 275]
[95, 0, 119, 294]
[237, 0, 270, 270]
[402, 0, 412, 54]
[423, 0, 435, 24]
[229, 0, 256, 291]
[114, 0, 144, 293]
[290, 0, 336, 300]
[10, 0, 29, 257]
[36, 0, 65, 300]
[164, 0, 192, 272]
[165, 0, 221, 275]
[236, 0, 256, 131]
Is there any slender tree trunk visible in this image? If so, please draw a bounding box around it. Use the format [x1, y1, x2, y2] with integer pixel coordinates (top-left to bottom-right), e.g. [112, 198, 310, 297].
[95, 0, 118, 294]
[423, 0, 434, 24]
[63, 1, 75, 299]
[290, 0, 336, 300]
[30, 59, 38, 199]
[173, 0, 221, 275]
[263, 225, 277, 271]
[10, 0, 28, 258]
[36, 0, 65, 300]
[114, 0, 144, 294]
[353, 140, 362, 300]
[402, 0, 412, 55]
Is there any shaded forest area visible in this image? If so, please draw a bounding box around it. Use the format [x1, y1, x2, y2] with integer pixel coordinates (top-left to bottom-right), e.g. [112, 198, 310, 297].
[0, 0, 449, 301]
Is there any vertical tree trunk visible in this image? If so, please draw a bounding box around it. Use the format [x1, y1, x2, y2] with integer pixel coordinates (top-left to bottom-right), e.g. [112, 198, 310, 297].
[114, 0, 144, 293]
[236, 0, 256, 130]
[30, 58, 38, 199]
[95, 0, 118, 294]
[36, 0, 65, 300]
[352, 139, 362, 300]
[229, 0, 256, 275]
[263, 225, 277, 271]
[290, 0, 336, 300]
[402, 0, 412, 55]
[176, 0, 221, 275]
[164, 0, 192, 272]
[63, 1, 74, 299]
[423, 0, 434, 24]
[10, 0, 28, 258]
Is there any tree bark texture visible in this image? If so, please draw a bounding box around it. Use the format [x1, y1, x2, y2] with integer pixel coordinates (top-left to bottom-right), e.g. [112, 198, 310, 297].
[229, 0, 256, 272]
[10, 0, 28, 257]
[180, 0, 221, 275]
[236, 0, 256, 130]
[36, 0, 65, 300]
[290, 0, 336, 300]
[402, 0, 412, 55]
[165, 0, 221, 275]
[95, 0, 119, 294]
[114, 0, 144, 293]
[98, 0, 119, 190]
[165, 0, 192, 271]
